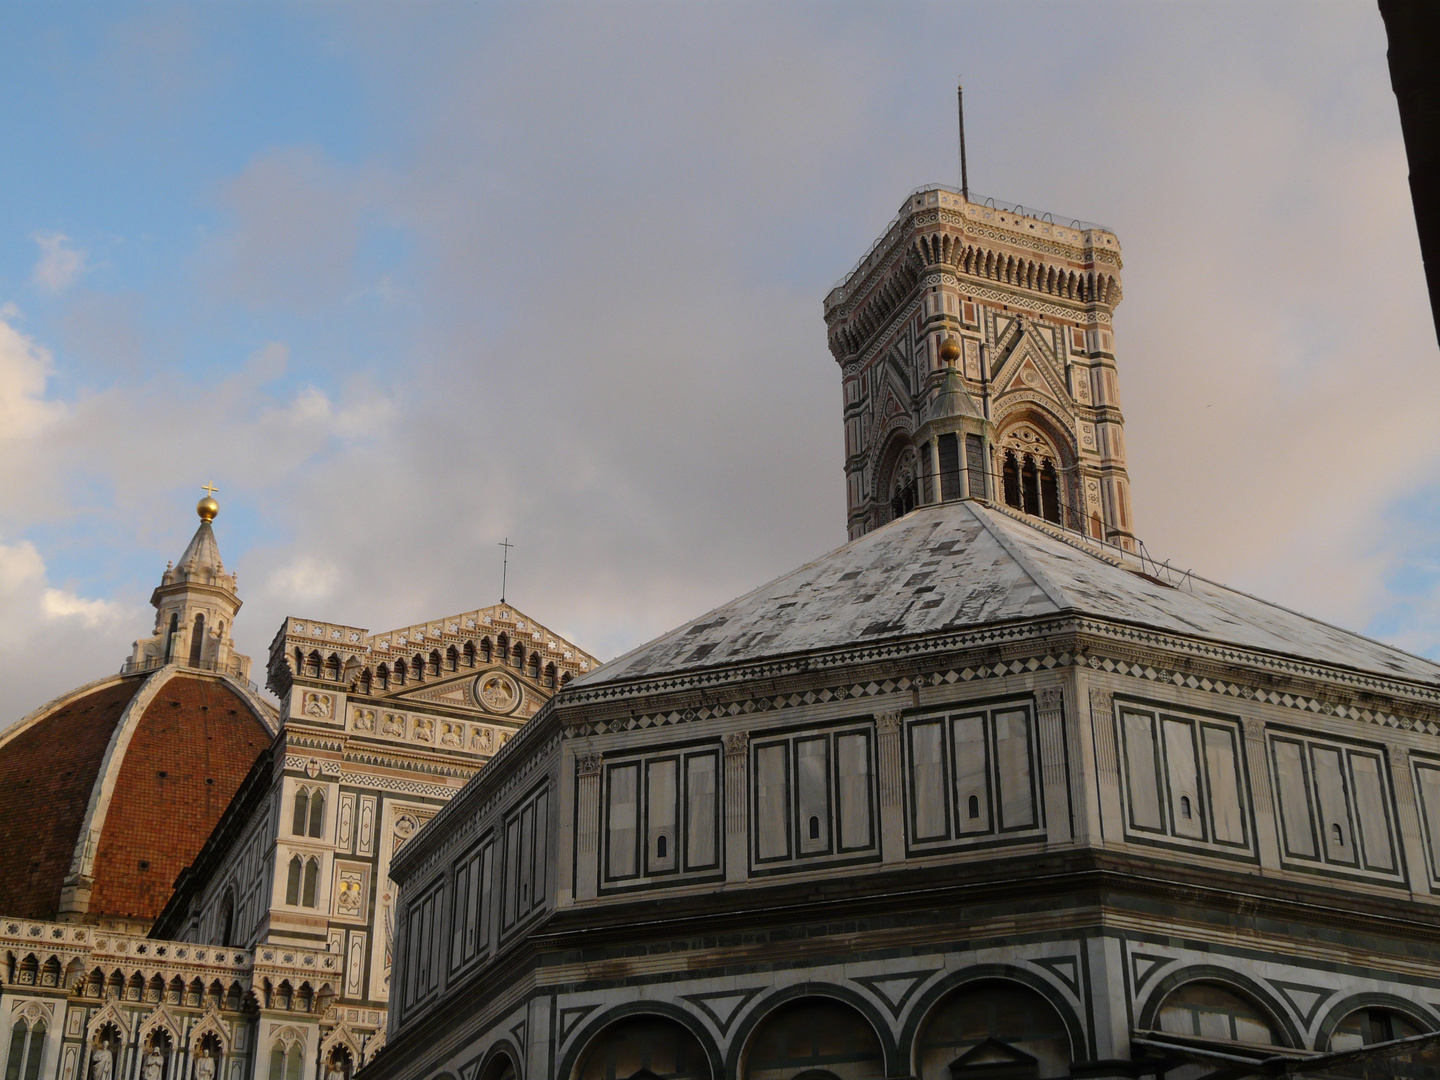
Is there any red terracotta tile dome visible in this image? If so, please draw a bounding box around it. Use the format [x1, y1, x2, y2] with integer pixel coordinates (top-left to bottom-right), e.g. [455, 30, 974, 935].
[0, 669, 274, 929]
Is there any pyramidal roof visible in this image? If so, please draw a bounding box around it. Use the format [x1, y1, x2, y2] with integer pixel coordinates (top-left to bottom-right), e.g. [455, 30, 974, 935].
[177, 519, 222, 574]
[580, 500, 1440, 690]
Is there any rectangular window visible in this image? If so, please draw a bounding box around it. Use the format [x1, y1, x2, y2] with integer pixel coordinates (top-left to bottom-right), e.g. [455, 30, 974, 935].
[606, 764, 640, 880]
[1121, 711, 1164, 832]
[920, 441, 933, 504]
[684, 752, 719, 871]
[450, 859, 469, 966]
[836, 733, 872, 851]
[531, 790, 548, 908]
[910, 720, 949, 841]
[796, 736, 831, 854]
[994, 709, 1036, 830]
[1201, 724, 1246, 846]
[1268, 731, 1399, 879]
[1311, 745, 1355, 865]
[1163, 718, 1205, 840]
[1415, 762, 1440, 877]
[952, 713, 991, 835]
[518, 802, 535, 914]
[1349, 752, 1394, 872]
[646, 758, 678, 874]
[503, 817, 521, 925]
[1272, 738, 1317, 859]
[938, 433, 962, 501]
[755, 743, 791, 861]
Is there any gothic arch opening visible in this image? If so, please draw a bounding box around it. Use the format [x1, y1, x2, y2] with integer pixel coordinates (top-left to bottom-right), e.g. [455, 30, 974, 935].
[743, 997, 885, 1080]
[874, 430, 920, 526]
[994, 411, 1078, 528]
[575, 1015, 711, 1080]
[914, 979, 1072, 1080]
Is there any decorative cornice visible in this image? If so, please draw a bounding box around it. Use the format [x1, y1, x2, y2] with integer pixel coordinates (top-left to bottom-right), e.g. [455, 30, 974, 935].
[559, 616, 1440, 743]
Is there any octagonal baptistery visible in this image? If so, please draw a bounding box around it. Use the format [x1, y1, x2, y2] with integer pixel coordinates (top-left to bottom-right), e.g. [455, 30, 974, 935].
[0, 505, 277, 934]
[375, 498, 1440, 1080]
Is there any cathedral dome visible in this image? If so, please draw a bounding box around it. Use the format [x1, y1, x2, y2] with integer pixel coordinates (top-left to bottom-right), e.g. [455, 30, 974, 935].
[0, 668, 275, 929]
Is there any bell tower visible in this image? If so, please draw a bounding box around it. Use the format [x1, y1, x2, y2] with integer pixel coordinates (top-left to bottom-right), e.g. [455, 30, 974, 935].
[823, 187, 1136, 551]
[128, 487, 252, 680]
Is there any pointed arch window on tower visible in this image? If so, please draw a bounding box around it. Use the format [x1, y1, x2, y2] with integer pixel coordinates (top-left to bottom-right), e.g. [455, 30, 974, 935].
[301, 858, 319, 907]
[285, 856, 303, 905]
[999, 422, 1066, 527]
[292, 790, 309, 836]
[308, 790, 325, 839]
[164, 613, 179, 664]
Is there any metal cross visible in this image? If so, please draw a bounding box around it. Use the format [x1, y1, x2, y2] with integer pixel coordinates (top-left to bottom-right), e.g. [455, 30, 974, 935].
[201, 482, 219, 497]
[498, 538, 514, 604]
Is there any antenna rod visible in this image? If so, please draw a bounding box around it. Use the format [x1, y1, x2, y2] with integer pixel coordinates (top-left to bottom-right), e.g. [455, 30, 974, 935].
[498, 537, 514, 605]
[957, 80, 969, 201]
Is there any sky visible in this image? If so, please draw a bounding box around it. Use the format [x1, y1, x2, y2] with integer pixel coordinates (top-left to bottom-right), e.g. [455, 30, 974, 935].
[0, 1, 1436, 714]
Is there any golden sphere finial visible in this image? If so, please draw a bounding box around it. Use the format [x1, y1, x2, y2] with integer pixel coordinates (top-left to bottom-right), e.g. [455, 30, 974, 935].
[197, 482, 219, 522]
[939, 334, 962, 364]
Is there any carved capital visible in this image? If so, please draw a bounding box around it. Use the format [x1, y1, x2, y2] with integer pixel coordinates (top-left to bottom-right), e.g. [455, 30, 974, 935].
[723, 731, 749, 757]
[1039, 687, 1063, 712]
[1088, 687, 1113, 714]
[576, 752, 603, 778]
[875, 709, 904, 734]
[1241, 716, 1265, 739]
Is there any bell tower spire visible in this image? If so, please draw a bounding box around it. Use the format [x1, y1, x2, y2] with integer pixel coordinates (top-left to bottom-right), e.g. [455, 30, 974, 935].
[127, 487, 252, 680]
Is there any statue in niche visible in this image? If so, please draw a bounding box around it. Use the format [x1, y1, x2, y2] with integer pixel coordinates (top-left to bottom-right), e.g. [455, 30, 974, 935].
[90, 1046, 113, 1080]
[142, 1049, 164, 1080]
[194, 1055, 217, 1080]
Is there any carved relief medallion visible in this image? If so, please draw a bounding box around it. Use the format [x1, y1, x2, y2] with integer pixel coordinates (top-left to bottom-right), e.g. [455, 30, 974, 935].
[475, 671, 522, 715]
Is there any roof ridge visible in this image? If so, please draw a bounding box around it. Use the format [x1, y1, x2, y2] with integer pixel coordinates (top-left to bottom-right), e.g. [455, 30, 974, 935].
[966, 502, 1075, 612]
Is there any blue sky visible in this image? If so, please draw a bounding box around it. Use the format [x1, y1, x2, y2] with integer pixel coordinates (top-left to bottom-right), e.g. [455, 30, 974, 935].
[1, 1, 1436, 711]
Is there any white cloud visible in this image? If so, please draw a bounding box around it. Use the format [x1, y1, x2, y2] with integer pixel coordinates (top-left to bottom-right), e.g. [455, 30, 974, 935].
[0, 312, 66, 439]
[31, 232, 89, 293]
[0, 539, 134, 667]
[264, 557, 342, 606]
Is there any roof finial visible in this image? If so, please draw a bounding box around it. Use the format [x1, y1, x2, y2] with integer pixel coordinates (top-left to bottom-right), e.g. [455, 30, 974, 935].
[957, 79, 969, 202]
[197, 482, 219, 523]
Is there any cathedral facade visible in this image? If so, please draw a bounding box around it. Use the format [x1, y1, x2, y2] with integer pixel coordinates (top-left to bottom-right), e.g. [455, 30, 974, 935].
[368, 189, 1440, 1080]
[0, 499, 595, 1080]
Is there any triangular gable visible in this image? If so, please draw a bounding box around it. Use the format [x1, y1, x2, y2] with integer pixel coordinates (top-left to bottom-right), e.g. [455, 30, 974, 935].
[392, 676, 476, 708]
[994, 334, 1067, 405]
[950, 1037, 1038, 1079]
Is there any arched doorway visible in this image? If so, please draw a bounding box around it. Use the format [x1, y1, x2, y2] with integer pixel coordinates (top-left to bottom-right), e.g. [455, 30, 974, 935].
[743, 997, 885, 1080]
[576, 1016, 711, 1080]
[914, 979, 1072, 1079]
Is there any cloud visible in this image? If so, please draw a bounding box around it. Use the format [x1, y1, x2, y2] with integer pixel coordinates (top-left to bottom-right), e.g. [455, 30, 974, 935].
[0, 539, 136, 684]
[263, 556, 343, 607]
[31, 232, 89, 293]
[209, 148, 383, 314]
[3, 1, 1439, 720]
[0, 311, 67, 439]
